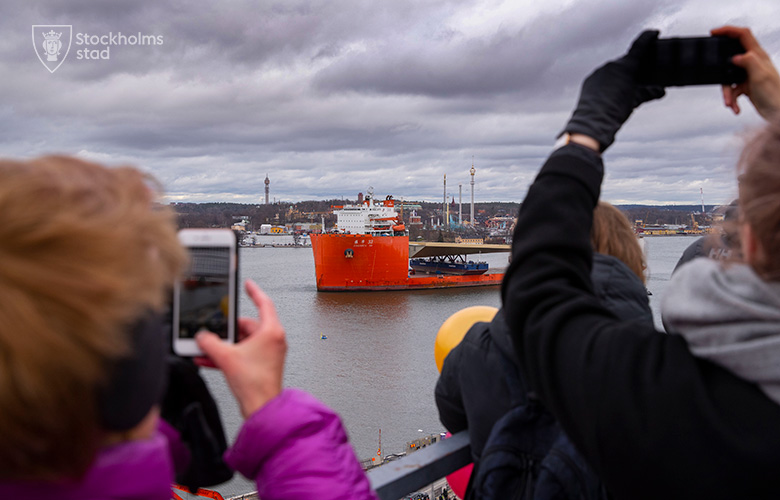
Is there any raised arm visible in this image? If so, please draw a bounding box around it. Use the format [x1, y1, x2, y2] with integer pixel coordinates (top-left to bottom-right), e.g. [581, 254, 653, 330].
[501, 29, 780, 499]
[559, 30, 665, 152]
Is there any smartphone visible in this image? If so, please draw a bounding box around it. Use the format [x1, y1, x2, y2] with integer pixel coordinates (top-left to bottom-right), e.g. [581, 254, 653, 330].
[638, 35, 747, 87]
[172, 229, 238, 356]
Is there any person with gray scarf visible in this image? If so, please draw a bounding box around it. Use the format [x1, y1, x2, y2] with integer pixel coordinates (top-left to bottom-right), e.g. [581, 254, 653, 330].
[664, 258, 780, 404]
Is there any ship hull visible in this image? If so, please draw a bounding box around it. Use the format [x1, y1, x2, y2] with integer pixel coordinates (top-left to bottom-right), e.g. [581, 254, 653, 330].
[311, 233, 503, 291]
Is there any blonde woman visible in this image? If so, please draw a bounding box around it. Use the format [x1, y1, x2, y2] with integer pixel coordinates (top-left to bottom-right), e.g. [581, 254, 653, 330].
[0, 156, 377, 500]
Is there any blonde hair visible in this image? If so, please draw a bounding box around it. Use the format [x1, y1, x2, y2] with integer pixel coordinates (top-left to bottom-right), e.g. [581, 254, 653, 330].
[591, 201, 646, 284]
[738, 121, 780, 280]
[0, 156, 185, 479]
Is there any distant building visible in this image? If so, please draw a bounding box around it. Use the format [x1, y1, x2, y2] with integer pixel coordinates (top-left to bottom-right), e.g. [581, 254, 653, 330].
[264, 175, 270, 204]
[231, 218, 249, 232]
[259, 224, 287, 234]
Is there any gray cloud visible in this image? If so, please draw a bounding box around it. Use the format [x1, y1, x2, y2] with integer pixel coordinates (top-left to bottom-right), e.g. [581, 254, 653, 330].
[2, 0, 779, 204]
[312, 0, 662, 98]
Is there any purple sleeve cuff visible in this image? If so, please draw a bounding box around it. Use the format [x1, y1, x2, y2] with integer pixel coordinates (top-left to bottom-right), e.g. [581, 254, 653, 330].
[226, 388, 378, 500]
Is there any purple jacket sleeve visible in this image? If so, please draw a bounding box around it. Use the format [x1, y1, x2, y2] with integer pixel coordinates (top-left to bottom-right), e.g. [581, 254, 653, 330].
[225, 388, 379, 500]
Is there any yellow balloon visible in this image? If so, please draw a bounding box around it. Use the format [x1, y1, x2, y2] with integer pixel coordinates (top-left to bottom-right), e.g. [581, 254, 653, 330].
[435, 306, 498, 373]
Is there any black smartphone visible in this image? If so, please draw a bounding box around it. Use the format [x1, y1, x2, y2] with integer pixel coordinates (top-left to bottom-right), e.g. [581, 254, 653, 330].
[172, 229, 239, 356]
[638, 35, 747, 87]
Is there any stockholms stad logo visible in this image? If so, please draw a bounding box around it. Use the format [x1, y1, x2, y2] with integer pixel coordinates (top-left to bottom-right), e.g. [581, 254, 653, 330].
[33, 25, 73, 73]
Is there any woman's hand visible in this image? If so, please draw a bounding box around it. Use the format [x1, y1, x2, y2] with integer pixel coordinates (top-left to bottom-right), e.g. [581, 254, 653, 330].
[712, 26, 780, 120]
[196, 279, 287, 419]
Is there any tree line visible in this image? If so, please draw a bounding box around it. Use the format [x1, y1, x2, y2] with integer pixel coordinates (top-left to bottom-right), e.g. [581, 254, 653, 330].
[172, 200, 718, 232]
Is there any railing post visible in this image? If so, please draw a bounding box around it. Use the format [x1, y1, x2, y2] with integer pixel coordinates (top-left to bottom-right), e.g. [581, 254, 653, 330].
[367, 431, 471, 500]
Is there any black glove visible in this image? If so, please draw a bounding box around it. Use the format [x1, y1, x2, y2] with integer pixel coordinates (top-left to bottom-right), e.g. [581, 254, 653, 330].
[562, 30, 666, 152]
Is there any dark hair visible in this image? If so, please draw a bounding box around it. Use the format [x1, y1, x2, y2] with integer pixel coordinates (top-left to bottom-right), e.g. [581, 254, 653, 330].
[738, 121, 780, 280]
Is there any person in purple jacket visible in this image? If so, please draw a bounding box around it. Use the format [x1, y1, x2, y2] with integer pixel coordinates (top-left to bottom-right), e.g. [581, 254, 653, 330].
[0, 155, 378, 500]
[197, 280, 380, 500]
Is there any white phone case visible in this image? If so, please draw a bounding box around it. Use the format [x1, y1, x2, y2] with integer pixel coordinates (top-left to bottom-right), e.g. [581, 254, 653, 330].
[173, 229, 237, 356]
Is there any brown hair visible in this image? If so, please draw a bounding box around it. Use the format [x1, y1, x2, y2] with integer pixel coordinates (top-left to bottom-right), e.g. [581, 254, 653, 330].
[738, 121, 780, 281]
[0, 156, 185, 479]
[591, 201, 646, 284]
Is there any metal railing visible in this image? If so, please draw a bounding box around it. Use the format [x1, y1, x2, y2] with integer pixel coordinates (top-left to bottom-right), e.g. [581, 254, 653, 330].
[367, 431, 471, 500]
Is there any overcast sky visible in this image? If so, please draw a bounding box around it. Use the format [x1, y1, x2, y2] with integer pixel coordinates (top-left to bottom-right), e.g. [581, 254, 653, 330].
[5, 0, 780, 205]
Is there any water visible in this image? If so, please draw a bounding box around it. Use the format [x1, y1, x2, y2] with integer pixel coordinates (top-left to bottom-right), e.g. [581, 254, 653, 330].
[643, 235, 700, 330]
[201, 236, 698, 496]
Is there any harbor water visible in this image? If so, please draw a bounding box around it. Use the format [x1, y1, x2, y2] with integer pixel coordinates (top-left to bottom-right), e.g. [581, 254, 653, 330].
[202, 235, 700, 496]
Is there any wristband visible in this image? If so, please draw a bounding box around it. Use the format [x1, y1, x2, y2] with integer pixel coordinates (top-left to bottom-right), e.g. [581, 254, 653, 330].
[554, 133, 600, 153]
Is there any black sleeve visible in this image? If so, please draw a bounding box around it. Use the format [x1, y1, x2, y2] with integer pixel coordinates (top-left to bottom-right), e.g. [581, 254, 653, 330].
[435, 341, 468, 434]
[500, 144, 780, 499]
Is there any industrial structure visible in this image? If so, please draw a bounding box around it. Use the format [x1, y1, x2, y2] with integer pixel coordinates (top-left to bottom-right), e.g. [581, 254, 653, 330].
[442, 174, 448, 228]
[458, 184, 462, 225]
[470, 162, 475, 225]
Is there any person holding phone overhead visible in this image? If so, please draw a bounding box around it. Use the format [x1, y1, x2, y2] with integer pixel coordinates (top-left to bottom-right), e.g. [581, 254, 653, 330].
[0, 156, 378, 500]
[502, 26, 780, 499]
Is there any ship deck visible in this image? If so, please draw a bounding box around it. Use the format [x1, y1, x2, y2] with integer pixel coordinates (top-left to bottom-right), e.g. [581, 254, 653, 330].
[408, 242, 510, 258]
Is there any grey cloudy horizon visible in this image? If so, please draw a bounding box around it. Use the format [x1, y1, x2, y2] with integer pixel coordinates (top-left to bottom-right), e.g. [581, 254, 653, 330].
[4, 0, 780, 206]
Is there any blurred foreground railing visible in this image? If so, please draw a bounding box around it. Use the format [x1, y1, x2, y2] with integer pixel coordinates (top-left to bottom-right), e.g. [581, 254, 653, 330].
[211, 431, 471, 500]
[367, 431, 471, 500]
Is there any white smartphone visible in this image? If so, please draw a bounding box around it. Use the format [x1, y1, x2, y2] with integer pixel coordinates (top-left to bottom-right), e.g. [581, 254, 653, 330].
[172, 228, 238, 357]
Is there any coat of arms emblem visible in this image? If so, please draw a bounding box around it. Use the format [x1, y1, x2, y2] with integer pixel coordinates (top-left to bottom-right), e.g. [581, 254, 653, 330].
[32, 25, 72, 73]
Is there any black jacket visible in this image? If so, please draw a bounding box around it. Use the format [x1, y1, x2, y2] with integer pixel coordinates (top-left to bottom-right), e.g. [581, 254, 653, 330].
[435, 254, 651, 461]
[435, 310, 517, 462]
[501, 144, 780, 499]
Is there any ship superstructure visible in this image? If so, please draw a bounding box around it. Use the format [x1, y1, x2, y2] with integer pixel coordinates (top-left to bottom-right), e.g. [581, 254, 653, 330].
[311, 190, 508, 292]
[334, 189, 406, 236]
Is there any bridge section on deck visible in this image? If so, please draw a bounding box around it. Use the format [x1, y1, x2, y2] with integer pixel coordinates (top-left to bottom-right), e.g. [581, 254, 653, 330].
[408, 242, 510, 259]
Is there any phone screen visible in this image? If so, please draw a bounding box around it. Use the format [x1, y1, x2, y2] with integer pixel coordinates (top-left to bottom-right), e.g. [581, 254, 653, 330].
[177, 246, 232, 340]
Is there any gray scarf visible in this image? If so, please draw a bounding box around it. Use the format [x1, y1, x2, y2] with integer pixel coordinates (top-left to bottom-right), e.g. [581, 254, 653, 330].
[662, 258, 780, 405]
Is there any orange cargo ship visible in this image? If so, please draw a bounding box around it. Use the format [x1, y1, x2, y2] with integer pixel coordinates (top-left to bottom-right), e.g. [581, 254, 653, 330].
[310, 192, 507, 291]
